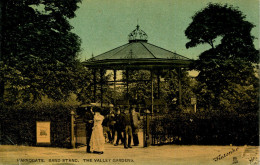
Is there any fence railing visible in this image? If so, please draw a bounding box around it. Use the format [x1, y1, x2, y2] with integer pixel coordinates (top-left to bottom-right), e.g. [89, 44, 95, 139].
[149, 112, 259, 146]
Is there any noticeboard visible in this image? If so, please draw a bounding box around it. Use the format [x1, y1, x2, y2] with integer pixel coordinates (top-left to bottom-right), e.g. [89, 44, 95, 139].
[191, 97, 197, 105]
[36, 121, 51, 144]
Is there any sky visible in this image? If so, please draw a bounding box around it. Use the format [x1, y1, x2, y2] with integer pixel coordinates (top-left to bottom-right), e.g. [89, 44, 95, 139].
[70, 0, 259, 61]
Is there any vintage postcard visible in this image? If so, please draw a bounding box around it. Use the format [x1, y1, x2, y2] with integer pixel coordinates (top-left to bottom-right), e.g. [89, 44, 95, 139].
[0, 0, 259, 165]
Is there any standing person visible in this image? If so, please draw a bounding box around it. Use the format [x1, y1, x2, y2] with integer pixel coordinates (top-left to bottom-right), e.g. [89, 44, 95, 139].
[90, 106, 105, 154]
[102, 112, 110, 143]
[131, 107, 140, 146]
[107, 108, 116, 144]
[114, 107, 124, 146]
[122, 107, 132, 149]
[102, 109, 112, 143]
[83, 106, 94, 153]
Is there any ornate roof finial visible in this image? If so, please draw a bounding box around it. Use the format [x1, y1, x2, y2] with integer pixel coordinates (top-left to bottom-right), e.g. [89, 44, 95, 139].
[89, 52, 95, 61]
[128, 24, 148, 43]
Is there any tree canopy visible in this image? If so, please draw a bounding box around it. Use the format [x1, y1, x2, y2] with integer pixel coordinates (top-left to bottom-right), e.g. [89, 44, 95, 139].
[185, 3, 259, 112]
[185, 3, 258, 63]
[0, 0, 82, 104]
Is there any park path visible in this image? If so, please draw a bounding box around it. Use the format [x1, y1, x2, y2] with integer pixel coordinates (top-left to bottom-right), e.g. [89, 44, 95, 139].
[0, 144, 259, 165]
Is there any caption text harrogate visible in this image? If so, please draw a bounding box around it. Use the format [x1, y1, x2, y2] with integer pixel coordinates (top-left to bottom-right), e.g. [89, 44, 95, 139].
[17, 158, 134, 163]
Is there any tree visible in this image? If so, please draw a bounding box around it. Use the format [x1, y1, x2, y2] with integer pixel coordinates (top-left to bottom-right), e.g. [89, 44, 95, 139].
[163, 69, 195, 111]
[75, 68, 113, 105]
[121, 69, 194, 112]
[185, 3, 259, 112]
[1, 0, 82, 104]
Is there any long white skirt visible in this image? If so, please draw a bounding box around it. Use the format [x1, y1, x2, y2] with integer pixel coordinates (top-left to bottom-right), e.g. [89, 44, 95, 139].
[90, 124, 105, 152]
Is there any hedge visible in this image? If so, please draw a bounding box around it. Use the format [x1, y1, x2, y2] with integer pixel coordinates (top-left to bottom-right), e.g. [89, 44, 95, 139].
[0, 103, 77, 148]
[150, 111, 259, 146]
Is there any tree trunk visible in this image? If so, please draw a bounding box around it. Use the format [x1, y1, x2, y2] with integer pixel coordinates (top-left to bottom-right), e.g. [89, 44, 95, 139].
[0, 0, 6, 103]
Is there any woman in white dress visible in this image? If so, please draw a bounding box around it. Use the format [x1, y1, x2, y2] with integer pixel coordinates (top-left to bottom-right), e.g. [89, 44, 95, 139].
[90, 106, 105, 154]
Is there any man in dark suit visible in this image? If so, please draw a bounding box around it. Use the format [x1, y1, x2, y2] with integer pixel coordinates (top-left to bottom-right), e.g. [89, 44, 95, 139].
[122, 107, 132, 149]
[107, 108, 116, 143]
[83, 106, 94, 153]
[114, 107, 124, 146]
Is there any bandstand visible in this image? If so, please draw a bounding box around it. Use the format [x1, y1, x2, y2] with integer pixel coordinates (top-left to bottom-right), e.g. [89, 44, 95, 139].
[83, 25, 192, 113]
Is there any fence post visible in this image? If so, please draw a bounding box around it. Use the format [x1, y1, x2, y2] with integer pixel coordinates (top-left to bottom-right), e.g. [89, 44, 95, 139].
[71, 110, 75, 149]
[143, 109, 151, 147]
[0, 122, 2, 145]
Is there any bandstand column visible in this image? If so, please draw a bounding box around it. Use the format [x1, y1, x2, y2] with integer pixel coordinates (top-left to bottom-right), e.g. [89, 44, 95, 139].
[157, 71, 160, 99]
[100, 69, 104, 107]
[126, 69, 129, 98]
[113, 69, 117, 105]
[93, 69, 97, 103]
[151, 69, 154, 114]
[178, 68, 182, 106]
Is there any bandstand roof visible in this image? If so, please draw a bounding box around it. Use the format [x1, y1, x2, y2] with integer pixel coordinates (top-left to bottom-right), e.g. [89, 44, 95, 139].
[83, 25, 192, 70]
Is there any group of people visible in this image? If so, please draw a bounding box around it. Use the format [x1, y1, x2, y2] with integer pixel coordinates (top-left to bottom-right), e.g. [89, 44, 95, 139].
[83, 105, 141, 154]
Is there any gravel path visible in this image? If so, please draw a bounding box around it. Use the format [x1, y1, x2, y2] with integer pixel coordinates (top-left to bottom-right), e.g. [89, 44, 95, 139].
[0, 144, 259, 165]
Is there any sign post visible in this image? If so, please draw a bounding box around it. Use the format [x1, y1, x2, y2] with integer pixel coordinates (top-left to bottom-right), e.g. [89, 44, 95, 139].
[143, 109, 151, 147]
[191, 97, 197, 113]
[71, 111, 76, 148]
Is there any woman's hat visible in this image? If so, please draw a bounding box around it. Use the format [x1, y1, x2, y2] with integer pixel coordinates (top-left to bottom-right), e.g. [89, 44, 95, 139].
[93, 106, 102, 113]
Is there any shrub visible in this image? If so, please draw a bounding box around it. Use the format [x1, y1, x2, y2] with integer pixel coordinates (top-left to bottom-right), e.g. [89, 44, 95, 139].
[150, 111, 259, 145]
[0, 102, 77, 148]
